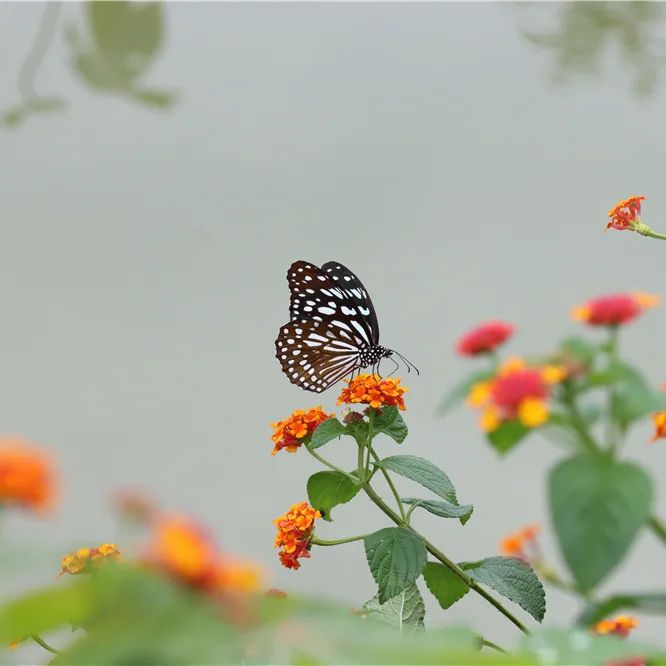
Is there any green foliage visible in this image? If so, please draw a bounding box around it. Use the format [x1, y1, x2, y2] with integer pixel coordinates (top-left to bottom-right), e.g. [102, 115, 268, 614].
[310, 417, 347, 449]
[422, 562, 470, 610]
[461, 557, 546, 622]
[577, 591, 666, 626]
[559, 336, 598, 365]
[438, 370, 494, 416]
[306, 471, 360, 521]
[402, 498, 474, 524]
[487, 420, 531, 454]
[373, 406, 408, 444]
[376, 456, 458, 504]
[549, 455, 653, 591]
[362, 584, 425, 634]
[364, 528, 427, 604]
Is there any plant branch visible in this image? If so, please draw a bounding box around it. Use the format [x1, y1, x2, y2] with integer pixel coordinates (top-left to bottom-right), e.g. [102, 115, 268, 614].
[311, 534, 369, 546]
[480, 638, 507, 654]
[31, 634, 62, 656]
[369, 448, 407, 522]
[648, 513, 666, 544]
[305, 446, 357, 483]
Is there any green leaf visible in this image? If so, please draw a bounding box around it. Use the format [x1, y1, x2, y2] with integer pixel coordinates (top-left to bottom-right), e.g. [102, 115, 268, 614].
[402, 498, 474, 525]
[577, 591, 666, 627]
[309, 418, 347, 449]
[422, 562, 469, 610]
[487, 420, 531, 454]
[560, 336, 598, 365]
[362, 584, 425, 634]
[461, 557, 546, 622]
[377, 456, 457, 504]
[306, 471, 360, 521]
[611, 364, 666, 428]
[549, 455, 653, 591]
[438, 370, 493, 416]
[364, 528, 427, 604]
[373, 406, 408, 444]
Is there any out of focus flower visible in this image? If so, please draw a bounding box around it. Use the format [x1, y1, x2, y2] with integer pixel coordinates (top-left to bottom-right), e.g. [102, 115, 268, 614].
[0, 438, 55, 512]
[265, 588, 287, 598]
[274, 502, 320, 570]
[651, 412, 666, 443]
[337, 374, 407, 411]
[111, 487, 157, 525]
[594, 615, 638, 638]
[59, 543, 120, 576]
[271, 407, 332, 455]
[572, 293, 659, 327]
[467, 358, 565, 432]
[500, 524, 541, 563]
[607, 196, 646, 232]
[456, 321, 515, 356]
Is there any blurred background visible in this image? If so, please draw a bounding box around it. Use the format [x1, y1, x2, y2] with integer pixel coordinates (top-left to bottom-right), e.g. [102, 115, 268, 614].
[2, 0, 665, 652]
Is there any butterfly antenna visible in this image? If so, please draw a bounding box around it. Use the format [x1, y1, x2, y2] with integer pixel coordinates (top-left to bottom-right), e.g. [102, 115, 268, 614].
[391, 350, 420, 376]
[384, 355, 400, 377]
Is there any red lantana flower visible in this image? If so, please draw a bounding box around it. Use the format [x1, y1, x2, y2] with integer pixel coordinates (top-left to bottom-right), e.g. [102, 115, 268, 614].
[273, 502, 320, 570]
[456, 321, 514, 356]
[572, 293, 660, 327]
[607, 196, 645, 231]
[270, 407, 332, 455]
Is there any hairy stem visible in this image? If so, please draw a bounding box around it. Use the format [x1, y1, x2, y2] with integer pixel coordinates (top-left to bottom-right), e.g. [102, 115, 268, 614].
[312, 534, 369, 546]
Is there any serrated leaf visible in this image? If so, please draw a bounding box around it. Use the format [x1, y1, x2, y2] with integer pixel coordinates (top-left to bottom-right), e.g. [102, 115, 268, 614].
[549, 455, 653, 591]
[377, 456, 457, 504]
[487, 419, 531, 454]
[373, 406, 408, 444]
[306, 471, 360, 521]
[402, 498, 474, 525]
[364, 528, 427, 603]
[309, 418, 347, 449]
[422, 562, 469, 610]
[461, 556, 546, 622]
[362, 583, 425, 634]
[577, 591, 666, 626]
[438, 370, 493, 417]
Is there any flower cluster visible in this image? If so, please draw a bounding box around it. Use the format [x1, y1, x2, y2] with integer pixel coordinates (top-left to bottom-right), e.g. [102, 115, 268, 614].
[456, 321, 514, 356]
[143, 516, 261, 593]
[467, 358, 566, 432]
[337, 374, 407, 411]
[594, 615, 639, 638]
[571, 293, 659, 327]
[500, 524, 540, 563]
[271, 407, 332, 455]
[59, 543, 120, 576]
[651, 412, 666, 443]
[607, 195, 645, 231]
[0, 438, 55, 512]
[274, 502, 320, 570]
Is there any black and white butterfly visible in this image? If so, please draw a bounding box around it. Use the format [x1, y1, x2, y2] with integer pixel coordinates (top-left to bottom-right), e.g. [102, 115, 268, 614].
[275, 260, 417, 393]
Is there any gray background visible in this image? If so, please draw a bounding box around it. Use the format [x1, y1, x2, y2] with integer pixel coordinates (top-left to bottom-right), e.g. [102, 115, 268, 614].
[2, 1, 665, 655]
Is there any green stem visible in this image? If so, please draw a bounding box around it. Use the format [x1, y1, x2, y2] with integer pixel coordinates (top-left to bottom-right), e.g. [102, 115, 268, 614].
[361, 482, 529, 634]
[370, 449, 407, 522]
[480, 638, 507, 654]
[637, 225, 666, 241]
[306, 446, 357, 483]
[559, 385, 602, 455]
[648, 514, 666, 544]
[311, 534, 369, 546]
[31, 634, 62, 656]
[605, 326, 620, 454]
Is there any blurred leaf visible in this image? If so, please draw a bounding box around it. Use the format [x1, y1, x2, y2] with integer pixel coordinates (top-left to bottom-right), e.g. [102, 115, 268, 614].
[364, 528, 427, 604]
[373, 406, 408, 444]
[377, 456, 458, 504]
[487, 420, 531, 454]
[26, 96, 66, 113]
[422, 562, 469, 610]
[438, 370, 493, 416]
[310, 418, 347, 449]
[2, 107, 26, 127]
[362, 584, 425, 634]
[131, 87, 177, 108]
[549, 455, 653, 591]
[461, 557, 545, 622]
[307, 471, 360, 521]
[577, 591, 666, 626]
[560, 336, 598, 364]
[402, 498, 474, 525]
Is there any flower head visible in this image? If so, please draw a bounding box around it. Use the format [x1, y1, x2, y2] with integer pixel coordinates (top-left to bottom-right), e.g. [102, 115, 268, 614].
[456, 321, 515, 357]
[607, 196, 646, 231]
[59, 543, 120, 576]
[572, 293, 660, 327]
[274, 502, 320, 570]
[271, 406, 332, 455]
[651, 412, 666, 443]
[594, 615, 639, 638]
[467, 358, 565, 433]
[0, 438, 56, 512]
[500, 525, 540, 563]
[337, 374, 407, 411]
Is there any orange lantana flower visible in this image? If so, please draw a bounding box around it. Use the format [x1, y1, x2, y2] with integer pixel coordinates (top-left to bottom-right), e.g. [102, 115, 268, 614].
[500, 524, 540, 563]
[274, 502, 320, 570]
[607, 196, 646, 232]
[594, 615, 639, 638]
[0, 438, 56, 512]
[59, 543, 121, 576]
[651, 412, 666, 443]
[337, 374, 407, 411]
[271, 406, 332, 455]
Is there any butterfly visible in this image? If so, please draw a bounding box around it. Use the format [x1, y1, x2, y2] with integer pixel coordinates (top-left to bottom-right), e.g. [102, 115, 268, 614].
[275, 260, 417, 393]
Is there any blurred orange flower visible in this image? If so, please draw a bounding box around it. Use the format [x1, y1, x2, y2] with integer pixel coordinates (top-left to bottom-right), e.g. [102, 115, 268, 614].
[594, 615, 638, 638]
[651, 412, 666, 443]
[337, 374, 407, 411]
[572, 293, 659, 327]
[0, 438, 55, 512]
[59, 543, 120, 576]
[274, 502, 320, 570]
[271, 406, 332, 455]
[607, 195, 645, 231]
[500, 524, 540, 563]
